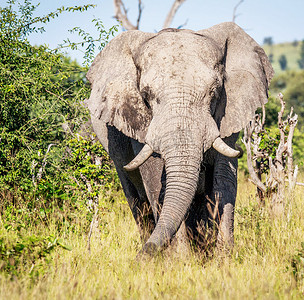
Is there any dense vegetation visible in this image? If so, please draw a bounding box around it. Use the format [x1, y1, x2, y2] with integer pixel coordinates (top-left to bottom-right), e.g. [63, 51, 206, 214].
[0, 0, 119, 282]
[0, 1, 303, 298]
[0, 1, 120, 202]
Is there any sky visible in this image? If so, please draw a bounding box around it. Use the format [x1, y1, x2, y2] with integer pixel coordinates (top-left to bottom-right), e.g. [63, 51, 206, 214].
[3, 0, 304, 64]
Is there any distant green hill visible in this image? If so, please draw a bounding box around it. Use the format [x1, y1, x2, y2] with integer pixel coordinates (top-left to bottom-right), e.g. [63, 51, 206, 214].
[263, 41, 302, 74]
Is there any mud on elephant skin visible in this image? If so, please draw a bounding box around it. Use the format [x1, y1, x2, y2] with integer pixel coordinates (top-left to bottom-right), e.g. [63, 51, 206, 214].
[86, 22, 274, 256]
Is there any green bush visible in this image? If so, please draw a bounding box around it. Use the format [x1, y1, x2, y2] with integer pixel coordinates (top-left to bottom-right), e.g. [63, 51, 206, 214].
[0, 232, 71, 279]
[0, 0, 120, 208]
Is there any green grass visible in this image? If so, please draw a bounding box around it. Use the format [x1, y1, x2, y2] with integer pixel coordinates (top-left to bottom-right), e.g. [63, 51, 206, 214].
[263, 42, 302, 74]
[0, 175, 304, 299]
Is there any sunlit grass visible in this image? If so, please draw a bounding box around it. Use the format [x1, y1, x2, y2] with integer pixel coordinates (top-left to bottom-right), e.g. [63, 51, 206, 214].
[1, 174, 304, 299]
[263, 42, 301, 74]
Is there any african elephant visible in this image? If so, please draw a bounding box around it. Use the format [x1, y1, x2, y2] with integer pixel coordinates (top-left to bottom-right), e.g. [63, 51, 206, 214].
[86, 22, 274, 255]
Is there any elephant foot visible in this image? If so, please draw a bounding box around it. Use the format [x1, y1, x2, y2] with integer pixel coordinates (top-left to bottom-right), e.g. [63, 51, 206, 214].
[216, 203, 235, 256]
[136, 242, 159, 259]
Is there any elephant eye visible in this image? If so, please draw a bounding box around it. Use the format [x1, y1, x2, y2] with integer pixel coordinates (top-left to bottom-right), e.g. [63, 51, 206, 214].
[210, 91, 215, 98]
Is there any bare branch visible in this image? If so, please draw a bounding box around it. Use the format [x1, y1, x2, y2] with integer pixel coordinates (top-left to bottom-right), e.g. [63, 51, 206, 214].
[232, 0, 244, 23]
[31, 160, 38, 186]
[113, 0, 187, 31]
[136, 0, 143, 29]
[163, 0, 187, 29]
[285, 103, 298, 190]
[80, 173, 93, 193]
[113, 0, 137, 30]
[276, 93, 286, 164]
[87, 199, 99, 252]
[285, 177, 304, 187]
[242, 133, 267, 193]
[243, 93, 298, 214]
[36, 144, 56, 183]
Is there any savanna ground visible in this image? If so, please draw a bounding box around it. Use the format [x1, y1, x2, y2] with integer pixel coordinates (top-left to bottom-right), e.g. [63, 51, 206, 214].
[1, 172, 304, 300]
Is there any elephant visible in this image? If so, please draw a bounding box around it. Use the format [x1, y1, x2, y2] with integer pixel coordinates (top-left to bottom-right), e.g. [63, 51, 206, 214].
[86, 22, 274, 256]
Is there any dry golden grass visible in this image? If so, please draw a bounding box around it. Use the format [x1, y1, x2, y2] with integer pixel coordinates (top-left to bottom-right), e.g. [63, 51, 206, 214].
[1, 174, 304, 299]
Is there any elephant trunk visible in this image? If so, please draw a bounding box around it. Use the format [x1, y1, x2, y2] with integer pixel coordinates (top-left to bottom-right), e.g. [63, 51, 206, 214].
[142, 143, 203, 253]
[141, 97, 213, 253]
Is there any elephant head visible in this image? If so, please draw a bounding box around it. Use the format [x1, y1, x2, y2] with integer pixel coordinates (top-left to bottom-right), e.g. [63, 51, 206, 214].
[86, 22, 274, 254]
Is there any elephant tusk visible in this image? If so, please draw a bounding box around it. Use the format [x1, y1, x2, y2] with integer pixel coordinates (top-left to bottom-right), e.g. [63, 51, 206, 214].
[212, 137, 241, 158]
[123, 144, 154, 171]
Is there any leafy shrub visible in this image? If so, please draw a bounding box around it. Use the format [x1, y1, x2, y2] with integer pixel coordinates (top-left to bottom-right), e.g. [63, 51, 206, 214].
[0, 232, 71, 278]
[0, 0, 120, 209]
[28, 134, 120, 207]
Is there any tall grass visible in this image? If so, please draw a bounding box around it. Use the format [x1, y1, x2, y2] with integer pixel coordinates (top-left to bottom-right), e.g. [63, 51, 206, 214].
[0, 173, 303, 299]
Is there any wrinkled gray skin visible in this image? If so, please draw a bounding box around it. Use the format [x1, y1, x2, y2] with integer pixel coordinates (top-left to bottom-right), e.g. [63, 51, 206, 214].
[86, 22, 274, 255]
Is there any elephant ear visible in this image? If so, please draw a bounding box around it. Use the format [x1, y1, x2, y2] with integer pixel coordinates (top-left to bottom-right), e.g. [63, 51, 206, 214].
[86, 31, 155, 143]
[198, 22, 274, 138]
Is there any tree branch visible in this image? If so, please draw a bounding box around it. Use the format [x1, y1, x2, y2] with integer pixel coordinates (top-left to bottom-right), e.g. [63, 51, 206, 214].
[232, 0, 244, 23]
[113, 0, 188, 31]
[284, 97, 298, 190]
[136, 0, 143, 29]
[276, 93, 286, 165]
[163, 0, 187, 29]
[242, 122, 267, 193]
[32, 144, 56, 186]
[113, 0, 137, 30]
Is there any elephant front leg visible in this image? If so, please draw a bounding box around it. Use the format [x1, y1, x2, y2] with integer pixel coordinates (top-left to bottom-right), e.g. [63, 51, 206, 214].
[107, 127, 155, 243]
[212, 136, 238, 252]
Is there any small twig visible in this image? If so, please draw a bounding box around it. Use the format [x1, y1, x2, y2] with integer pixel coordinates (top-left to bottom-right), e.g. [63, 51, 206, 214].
[177, 18, 189, 29]
[87, 201, 99, 252]
[80, 173, 100, 252]
[291, 180, 304, 187]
